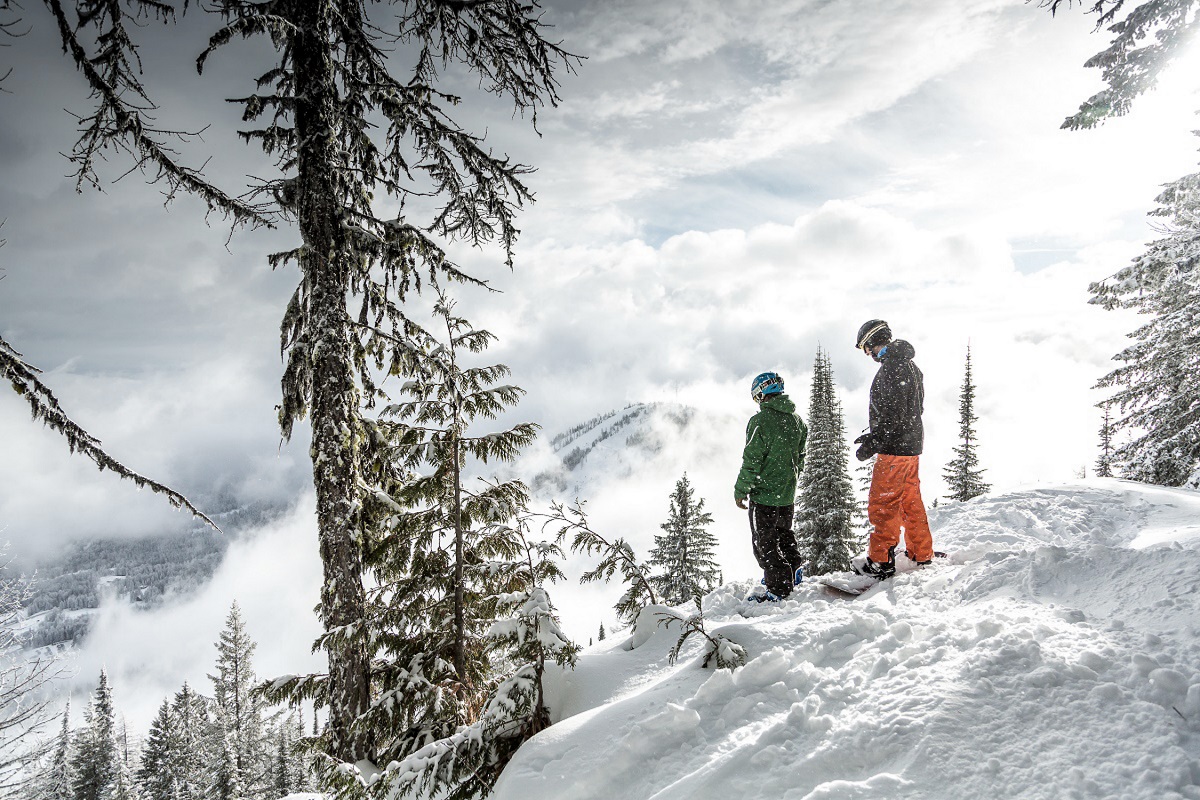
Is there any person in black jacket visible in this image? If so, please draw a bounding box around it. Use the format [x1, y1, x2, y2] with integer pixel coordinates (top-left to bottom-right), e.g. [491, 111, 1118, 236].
[852, 319, 936, 579]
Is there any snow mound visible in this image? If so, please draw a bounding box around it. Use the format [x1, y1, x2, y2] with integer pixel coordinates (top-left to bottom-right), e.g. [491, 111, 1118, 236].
[494, 481, 1200, 800]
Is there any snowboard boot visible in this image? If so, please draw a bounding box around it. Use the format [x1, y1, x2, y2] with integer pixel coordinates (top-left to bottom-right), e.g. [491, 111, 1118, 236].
[854, 551, 896, 580]
[746, 583, 783, 603]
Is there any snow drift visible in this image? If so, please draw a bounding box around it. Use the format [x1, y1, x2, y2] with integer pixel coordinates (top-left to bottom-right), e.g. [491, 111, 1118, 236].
[492, 480, 1200, 800]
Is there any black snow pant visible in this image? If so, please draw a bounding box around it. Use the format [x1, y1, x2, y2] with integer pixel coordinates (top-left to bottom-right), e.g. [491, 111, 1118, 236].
[749, 501, 802, 598]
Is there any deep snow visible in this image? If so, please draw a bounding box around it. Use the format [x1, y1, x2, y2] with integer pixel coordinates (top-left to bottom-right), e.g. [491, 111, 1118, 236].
[492, 480, 1200, 800]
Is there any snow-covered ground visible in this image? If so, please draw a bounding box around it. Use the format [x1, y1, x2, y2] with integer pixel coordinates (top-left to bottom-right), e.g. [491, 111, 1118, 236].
[494, 480, 1200, 800]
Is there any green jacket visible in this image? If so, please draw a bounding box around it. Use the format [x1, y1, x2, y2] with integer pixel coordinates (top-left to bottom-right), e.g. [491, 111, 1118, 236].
[734, 394, 807, 507]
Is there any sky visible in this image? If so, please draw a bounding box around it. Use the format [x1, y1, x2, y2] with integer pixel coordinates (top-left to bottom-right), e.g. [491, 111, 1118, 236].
[3, 0, 1200, 727]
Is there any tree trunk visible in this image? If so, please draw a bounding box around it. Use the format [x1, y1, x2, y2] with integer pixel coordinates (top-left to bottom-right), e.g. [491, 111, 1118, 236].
[292, 3, 369, 762]
[453, 430, 466, 684]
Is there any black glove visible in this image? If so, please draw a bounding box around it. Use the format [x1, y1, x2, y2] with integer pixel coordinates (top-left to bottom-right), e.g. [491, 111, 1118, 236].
[854, 432, 876, 462]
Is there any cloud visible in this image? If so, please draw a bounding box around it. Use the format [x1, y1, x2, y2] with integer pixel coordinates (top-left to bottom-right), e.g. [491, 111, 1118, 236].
[61, 497, 325, 733]
[474, 199, 1139, 496]
[0, 352, 310, 560]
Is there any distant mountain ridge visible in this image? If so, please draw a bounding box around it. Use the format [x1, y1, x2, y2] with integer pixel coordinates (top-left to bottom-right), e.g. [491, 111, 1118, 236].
[532, 403, 710, 497]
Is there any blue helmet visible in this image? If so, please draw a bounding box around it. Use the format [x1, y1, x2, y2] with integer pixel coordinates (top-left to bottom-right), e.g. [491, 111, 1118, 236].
[751, 372, 784, 403]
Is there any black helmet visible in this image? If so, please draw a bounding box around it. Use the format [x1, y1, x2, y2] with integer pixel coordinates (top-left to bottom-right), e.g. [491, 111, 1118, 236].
[855, 319, 892, 352]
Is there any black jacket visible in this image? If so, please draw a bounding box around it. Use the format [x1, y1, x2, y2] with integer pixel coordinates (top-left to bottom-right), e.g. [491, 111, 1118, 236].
[868, 339, 924, 456]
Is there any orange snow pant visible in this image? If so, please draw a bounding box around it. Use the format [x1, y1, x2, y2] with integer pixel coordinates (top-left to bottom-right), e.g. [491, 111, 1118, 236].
[868, 454, 934, 564]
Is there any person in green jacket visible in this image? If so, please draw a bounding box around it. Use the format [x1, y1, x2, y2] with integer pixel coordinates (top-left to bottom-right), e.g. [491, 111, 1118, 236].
[734, 372, 808, 601]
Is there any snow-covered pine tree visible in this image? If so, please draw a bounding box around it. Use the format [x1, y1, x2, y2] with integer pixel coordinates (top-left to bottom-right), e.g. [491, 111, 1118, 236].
[271, 724, 291, 800]
[362, 293, 536, 757]
[797, 348, 859, 575]
[598, 623, 606, 642]
[265, 291, 539, 779]
[1040, 2, 1200, 483]
[1084, 152, 1200, 486]
[209, 721, 243, 800]
[135, 701, 175, 800]
[471, 529, 579, 788]
[943, 346, 990, 502]
[290, 712, 313, 794]
[380, 291, 537, 688]
[647, 475, 721, 605]
[33, 703, 74, 800]
[102, 758, 136, 800]
[69, 672, 118, 800]
[207, 603, 269, 796]
[337, 520, 578, 800]
[661, 598, 746, 671]
[28, 0, 575, 764]
[169, 684, 213, 800]
[1096, 402, 1115, 478]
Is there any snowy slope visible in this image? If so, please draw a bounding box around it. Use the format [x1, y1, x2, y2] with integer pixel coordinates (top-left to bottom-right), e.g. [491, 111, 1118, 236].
[494, 480, 1200, 800]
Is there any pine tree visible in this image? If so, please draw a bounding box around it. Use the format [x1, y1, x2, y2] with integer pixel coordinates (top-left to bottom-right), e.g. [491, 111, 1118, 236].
[647, 475, 722, 605]
[169, 684, 213, 800]
[943, 346, 990, 502]
[271, 723, 291, 800]
[597, 623, 606, 642]
[70, 672, 118, 800]
[289, 712, 311, 794]
[135, 701, 175, 800]
[35, 702, 74, 800]
[18, 0, 575, 764]
[348, 521, 579, 799]
[855, 456, 875, 536]
[266, 292, 539, 774]
[103, 758, 137, 800]
[798, 348, 860, 575]
[380, 292, 537, 688]
[209, 721, 244, 800]
[1085, 157, 1200, 487]
[1096, 402, 1116, 478]
[207, 603, 268, 796]
[560, 502, 658, 626]
[1043, 4, 1200, 481]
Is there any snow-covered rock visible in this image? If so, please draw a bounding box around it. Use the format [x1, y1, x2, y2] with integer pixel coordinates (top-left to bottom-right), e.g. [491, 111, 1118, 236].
[494, 480, 1200, 800]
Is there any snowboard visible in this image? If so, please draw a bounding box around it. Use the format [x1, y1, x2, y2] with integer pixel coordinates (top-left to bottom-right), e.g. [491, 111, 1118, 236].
[817, 551, 948, 597]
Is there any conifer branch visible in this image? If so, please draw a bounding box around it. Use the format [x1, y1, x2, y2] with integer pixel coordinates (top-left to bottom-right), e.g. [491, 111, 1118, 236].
[0, 333, 219, 530]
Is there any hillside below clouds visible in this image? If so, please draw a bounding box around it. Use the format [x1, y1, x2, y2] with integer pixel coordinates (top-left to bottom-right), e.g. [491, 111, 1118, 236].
[493, 481, 1200, 800]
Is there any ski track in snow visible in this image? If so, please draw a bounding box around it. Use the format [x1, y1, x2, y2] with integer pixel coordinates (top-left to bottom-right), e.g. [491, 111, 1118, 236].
[493, 481, 1200, 800]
